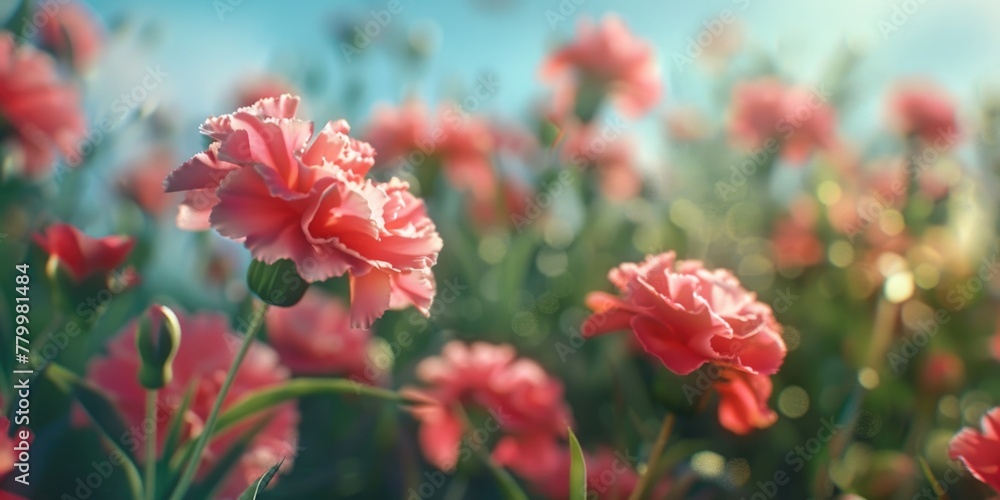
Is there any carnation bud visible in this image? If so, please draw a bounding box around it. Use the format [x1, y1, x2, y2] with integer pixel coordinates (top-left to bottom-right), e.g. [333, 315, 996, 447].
[246, 259, 309, 307]
[136, 305, 182, 389]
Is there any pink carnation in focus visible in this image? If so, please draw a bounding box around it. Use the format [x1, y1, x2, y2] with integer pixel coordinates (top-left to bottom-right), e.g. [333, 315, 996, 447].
[949, 407, 1000, 493]
[265, 289, 377, 380]
[887, 80, 960, 146]
[541, 15, 661, 118]
[402, 341, 572, 471]
[37, 1, 104, 72]
[583, 252, 787, 377]
[728, 77, 836, 163]
[81, 309, 298, 500]
[0, 33, 86, 177]
[164, 95, 442, 327]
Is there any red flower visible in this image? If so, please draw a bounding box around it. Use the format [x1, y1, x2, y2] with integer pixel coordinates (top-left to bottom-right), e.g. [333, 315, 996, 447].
[402, 341, 572, 471]
[164, 95, 442, 327]
[728, 77, 836, 163]
[584, 252, 786, 376]
[714, 368, 778, 435]
[541, 15, 661, 118]
[37, 1, 104, 72]
[0, 33, 86, 177]
[887, 80, 959, 146]
[81, 309, 299, 500]
[265, 289, 376, 379]
[949, 407, 1000, 493]
[33, 224, 134, 282]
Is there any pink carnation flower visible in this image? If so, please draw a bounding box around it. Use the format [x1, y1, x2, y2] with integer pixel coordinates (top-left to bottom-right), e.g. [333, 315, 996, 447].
[0, 33, 86, 177]
[164, 95, 442, 327]
[886, 80, 960, 146]
[81, 309, 298, 500]
[949, 407, 1000, 493]
[583, 252, 787, 376]
[402, 341, 572, 471]
[728, 77, 837, 163]
[541, 15, 661, 118]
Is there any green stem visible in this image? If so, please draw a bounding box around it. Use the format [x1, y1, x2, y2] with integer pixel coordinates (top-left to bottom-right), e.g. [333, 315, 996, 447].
[145, 390, 157, 500]
[167, 301, 268, 500]
[628, 412, 676, 500]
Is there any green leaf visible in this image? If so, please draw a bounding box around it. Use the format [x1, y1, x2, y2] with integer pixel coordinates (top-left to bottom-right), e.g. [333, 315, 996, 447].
[483, 456, 529, 500]
[238, 457, 286, 500]
[212, 378, 403, 438]
[187, 417, 272, 500]
[568, 428, 587, 500]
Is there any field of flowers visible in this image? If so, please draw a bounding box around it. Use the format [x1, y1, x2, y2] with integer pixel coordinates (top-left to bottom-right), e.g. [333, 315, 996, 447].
[0, 1, 998, 499]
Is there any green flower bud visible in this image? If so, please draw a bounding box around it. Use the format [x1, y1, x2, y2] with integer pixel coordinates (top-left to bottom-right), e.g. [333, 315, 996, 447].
[246, 259, 309, 307]
[136, 305, 182, 389]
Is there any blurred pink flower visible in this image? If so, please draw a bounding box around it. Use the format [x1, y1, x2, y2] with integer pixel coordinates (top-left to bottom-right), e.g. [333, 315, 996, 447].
[402, 341, 572, 471]
[234, 76, 296, 110]
[33, 223, 134, 283]
[714, 368, 778, 435]
[81, 309, 298, 500]
[562, 125, 643, 201]
[265, 289, 376, 378]
[365, 100, 430, 167]
[728, 77, 837, 163]
[118, 146, 179, 216]
[0, 33, 86, 177]
[887, 81, 960, 145]
[949, 407, 1000, 493]
[583, 252, 787, 376]
[37, 1, 104, 72]
[771, 216, 823, 269]
[164, 95, 442, 327]
[541, 15, 661, 119]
